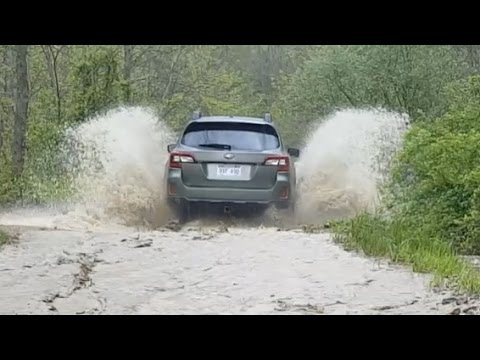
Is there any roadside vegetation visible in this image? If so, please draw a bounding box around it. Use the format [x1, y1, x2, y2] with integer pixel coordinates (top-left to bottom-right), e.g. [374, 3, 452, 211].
[0, 228, 10, 247]
[1, 45, 480, 293]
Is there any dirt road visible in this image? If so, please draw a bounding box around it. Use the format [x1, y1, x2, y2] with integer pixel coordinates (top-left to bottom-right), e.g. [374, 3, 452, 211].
[0, 222, 475, 315]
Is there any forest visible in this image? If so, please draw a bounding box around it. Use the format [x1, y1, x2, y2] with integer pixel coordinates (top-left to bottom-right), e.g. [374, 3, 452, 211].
[1, 45, 480, 291]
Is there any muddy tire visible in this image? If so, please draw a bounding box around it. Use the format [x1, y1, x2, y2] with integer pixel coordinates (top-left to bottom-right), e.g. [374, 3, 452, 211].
[176, 202, 191, 225]
[274, 201, 296, 226]
[275, 201, 295, 213]
[285, 201, 296, 218]
[246, 205, 269, 218]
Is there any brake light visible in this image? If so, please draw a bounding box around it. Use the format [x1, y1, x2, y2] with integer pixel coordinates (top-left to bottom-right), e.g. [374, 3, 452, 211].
[264, 156, 289, 172]
[169, 152, 195, 169]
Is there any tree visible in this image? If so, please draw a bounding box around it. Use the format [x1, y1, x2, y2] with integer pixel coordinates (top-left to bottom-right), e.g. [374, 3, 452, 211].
[122, 45, 134, 103]
[67, 46, 125, 123]
[41, 45, 65, 122]
[272, 45, 464, 144]
[11, 45, 29, 179]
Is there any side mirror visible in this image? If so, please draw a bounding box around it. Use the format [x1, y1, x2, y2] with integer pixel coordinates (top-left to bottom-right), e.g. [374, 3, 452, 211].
[288, 148, 300, 158]
[167, 144, 176, 153]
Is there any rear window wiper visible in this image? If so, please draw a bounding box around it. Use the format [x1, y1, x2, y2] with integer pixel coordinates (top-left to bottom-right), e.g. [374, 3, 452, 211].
[198, 143, 232, 151]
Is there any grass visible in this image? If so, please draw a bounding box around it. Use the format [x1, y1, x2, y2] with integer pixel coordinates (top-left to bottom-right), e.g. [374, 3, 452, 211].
[0, 228, 10, 247]
[331, 213, 480, 295]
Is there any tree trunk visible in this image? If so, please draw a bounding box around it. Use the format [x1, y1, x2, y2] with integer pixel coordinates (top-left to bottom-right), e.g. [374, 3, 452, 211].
[123, 45, 134, 102]
[51, 46, 63, 122]
[160, 46, 184, 102]
[11, 45, 29, 179]
[42, 45, 56, 89]
[466, 45, 480, 70]
[41, 45, 63, 122]
[123, 45, 134, 81]
[0, 111, 4, 155]
[3, 46, 15, 96]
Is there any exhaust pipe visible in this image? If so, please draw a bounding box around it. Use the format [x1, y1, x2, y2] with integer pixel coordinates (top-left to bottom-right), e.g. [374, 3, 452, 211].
[224, 206, 231, 214]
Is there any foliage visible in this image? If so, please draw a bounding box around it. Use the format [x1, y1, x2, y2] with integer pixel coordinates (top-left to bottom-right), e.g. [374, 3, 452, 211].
[387, 75, 480, 254]
[66, 46, 127, 123]
[0, 228, 9, 246]
[272, 45, 463, 145]
[156, 47, 265, 132]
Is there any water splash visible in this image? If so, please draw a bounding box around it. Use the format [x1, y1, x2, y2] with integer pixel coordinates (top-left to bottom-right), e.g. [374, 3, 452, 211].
[295, 108, 409, 225]
[0, 107, 175, 230]
[62, 106, 176, 229]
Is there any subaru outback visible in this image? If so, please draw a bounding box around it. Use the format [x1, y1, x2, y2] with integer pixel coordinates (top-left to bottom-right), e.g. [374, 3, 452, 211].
[164, 112, 300, 223]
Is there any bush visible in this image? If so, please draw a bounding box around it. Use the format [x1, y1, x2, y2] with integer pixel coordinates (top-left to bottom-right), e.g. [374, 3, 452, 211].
[389, 76, 480, 254]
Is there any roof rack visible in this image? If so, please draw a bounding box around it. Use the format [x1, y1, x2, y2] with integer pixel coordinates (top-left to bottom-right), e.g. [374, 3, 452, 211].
[264, 113, 273, 123]
[192, 110, 202, 120]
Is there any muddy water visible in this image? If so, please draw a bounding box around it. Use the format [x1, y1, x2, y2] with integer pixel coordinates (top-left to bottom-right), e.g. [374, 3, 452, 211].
[295, 109, 409, 224]
[61, 106, 176, 229]
[0, 225, 473, 315]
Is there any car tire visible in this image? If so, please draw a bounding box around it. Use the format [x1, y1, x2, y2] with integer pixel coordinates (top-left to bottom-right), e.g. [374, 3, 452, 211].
[286, 201, 296, 216]
[275, 201, 296, 219]
[176, 202, 191, 225]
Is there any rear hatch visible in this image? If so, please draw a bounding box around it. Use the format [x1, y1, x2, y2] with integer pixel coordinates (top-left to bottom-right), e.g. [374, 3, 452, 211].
[171, 121, 285, 189]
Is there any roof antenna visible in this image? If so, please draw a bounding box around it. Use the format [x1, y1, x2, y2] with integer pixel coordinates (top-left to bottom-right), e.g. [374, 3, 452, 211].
[264, 113, 273, 123]
[192, 110, 202, 120]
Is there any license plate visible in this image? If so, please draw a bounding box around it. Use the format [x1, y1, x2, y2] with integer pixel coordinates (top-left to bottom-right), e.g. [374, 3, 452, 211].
[207, 164, 250, 181]
[217, 165, 241, 177]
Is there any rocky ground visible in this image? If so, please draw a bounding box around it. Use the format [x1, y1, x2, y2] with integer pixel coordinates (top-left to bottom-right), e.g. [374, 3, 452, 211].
[1, 222, 478, 315]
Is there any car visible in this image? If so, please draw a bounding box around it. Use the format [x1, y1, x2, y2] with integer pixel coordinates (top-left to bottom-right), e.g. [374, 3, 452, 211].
[164, 111, 300, 223]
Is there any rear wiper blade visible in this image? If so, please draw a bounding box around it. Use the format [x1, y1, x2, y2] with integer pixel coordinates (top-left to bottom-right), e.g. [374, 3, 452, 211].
[198, 143, 232, 150]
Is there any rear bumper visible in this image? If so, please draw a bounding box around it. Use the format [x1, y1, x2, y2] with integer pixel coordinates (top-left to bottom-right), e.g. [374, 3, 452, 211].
[165, 169, 293, 206]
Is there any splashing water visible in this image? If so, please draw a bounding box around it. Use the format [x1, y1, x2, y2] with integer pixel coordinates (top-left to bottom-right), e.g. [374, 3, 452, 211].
[61, 106, 176, 229]
[295, 108, 409, 225]
[0, 107, 177, 231]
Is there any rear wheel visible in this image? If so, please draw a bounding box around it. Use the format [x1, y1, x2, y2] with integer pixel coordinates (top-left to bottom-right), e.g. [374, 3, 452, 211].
[176, 202, 191, 225]
[274, 201, 296, 225]
[244, 204, 267, 217]
[284, 202, 295, 217]
[275, 201, 294, 212]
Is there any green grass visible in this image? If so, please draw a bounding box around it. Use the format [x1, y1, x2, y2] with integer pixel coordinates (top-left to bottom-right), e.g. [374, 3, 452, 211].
[332, 213, 480, 295]
[0, 229, 10, 247]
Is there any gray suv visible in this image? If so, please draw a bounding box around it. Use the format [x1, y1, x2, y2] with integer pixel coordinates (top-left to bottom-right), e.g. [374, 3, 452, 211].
[164, 112, 300, 223]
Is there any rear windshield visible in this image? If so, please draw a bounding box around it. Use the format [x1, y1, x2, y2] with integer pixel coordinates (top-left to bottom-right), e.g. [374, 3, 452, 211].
[181, 122, 280, 151]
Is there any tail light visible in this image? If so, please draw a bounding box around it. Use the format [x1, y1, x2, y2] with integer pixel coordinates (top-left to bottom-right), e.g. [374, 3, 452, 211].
[168, 183, 176, 195]
[264, 156, 289, 172]
[169, 151, 195, 169]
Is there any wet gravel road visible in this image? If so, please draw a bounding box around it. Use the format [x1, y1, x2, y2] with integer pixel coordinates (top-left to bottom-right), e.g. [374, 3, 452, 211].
[1, 224, 477, 315]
